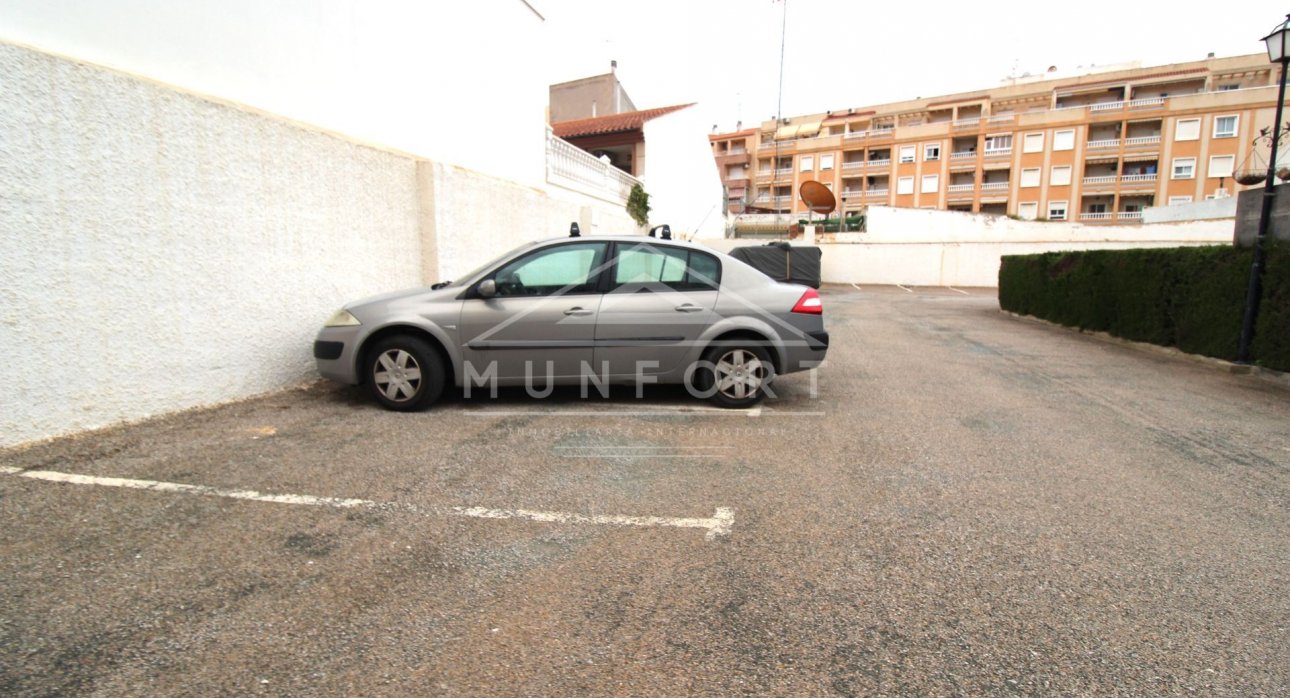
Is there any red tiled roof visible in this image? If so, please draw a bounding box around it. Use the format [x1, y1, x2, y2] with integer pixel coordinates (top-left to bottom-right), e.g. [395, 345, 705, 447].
[552, 103, 695, 138]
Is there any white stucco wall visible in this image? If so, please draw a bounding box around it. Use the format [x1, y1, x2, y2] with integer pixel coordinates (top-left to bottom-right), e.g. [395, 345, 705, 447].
[641, 107, 725, 240]
[702, 207, 1234, 287]
[0, 41, 424, 447]
[0, 1, 549, 187]
[1142, 196, 1238, 224]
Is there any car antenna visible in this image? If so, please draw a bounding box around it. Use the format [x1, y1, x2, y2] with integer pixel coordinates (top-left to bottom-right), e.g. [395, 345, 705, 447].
[569, 222, 581, 238]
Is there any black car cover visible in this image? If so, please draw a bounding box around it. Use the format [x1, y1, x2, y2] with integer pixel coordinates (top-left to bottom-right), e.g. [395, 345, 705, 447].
[729, 243, 822, 288]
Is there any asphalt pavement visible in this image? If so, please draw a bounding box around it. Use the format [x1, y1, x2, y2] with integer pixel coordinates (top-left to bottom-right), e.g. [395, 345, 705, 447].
[2, 286, 1287, 696]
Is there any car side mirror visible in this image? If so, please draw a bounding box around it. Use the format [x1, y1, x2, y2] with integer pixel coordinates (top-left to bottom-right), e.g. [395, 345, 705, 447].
[477, 279, 497, 298]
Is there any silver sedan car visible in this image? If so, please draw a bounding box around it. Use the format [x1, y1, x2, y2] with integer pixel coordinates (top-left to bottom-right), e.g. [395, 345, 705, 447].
[313, 231, 828, 410]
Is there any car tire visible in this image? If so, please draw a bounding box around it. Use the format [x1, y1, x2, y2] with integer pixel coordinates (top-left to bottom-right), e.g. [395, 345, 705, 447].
[694, 341, 776, 409]
[364, 335, 445, 411]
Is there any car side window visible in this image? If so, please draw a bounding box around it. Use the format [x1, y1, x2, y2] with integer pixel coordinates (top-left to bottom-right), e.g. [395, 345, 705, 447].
[491, 243, 607, 297]
[611, 244, 721, 291]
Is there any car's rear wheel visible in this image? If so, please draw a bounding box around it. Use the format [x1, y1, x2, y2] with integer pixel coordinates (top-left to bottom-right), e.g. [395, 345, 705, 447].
[365, 335, 445, 411]
[695, 341, 775, 409]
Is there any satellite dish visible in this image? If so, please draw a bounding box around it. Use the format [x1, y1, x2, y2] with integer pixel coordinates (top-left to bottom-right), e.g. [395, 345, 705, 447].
[799, 181, 836, 216]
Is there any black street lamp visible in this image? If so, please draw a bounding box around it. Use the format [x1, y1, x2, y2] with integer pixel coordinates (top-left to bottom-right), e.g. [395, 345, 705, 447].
[1238, 15, 1290, 363]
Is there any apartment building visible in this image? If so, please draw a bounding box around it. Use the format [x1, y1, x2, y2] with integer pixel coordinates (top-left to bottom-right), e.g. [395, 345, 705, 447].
[713, 53, 1280, 223]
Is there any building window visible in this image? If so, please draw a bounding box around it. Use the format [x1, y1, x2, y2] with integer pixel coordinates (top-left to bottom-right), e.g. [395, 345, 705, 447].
[820, 154, 834, 170]
[1048, 201, 1068, 221]
[1053, 129, 1075, 151]
[1213, 115, 1238, 138]
[1208, 155, 1235, 178]
[985, 134, 1012, 152]
[896, 176, 914, 194]
[1086, 203, 1107, 214]
[1023, 132, 1044, 153]
[924, 143, 941, 161]
[1020, 168, 1041, 188]
[1050, 165, 1072, 186]
[922, 174, 939, 193]
[1175, 118, 1201, 141]
[800, 156, 814, 172]
[1218, 84, 1239, 92]
[1168, 196, 1193, 205]
[1172, 157, 1196, 179]
[899, 145, 916, 163]
[1018, 202, 1039, 220]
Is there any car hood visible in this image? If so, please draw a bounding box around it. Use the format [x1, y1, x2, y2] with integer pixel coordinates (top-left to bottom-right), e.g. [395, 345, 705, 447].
[345, 285, 459, 310]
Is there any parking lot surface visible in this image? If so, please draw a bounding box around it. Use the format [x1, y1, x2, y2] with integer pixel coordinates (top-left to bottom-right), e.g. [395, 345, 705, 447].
[2, 286, 1288, 696]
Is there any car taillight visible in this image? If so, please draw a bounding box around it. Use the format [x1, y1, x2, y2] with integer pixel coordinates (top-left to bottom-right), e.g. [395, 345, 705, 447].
[791, 288, 823, 314]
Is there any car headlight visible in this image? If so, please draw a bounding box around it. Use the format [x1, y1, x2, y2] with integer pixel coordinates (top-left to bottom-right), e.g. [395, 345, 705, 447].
[324, 309, 361, 327]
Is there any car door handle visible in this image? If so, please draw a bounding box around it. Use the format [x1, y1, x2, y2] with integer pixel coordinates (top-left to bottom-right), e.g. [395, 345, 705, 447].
[675, 304, 704, 313]
[563, 307, 594, 316]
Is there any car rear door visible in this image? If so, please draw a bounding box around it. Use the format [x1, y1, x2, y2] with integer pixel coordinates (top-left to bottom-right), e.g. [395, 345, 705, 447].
[593, 241, 721, 378]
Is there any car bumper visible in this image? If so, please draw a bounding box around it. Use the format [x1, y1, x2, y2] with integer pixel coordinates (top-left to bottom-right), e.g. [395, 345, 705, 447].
[314, 326, 363, 384]
[781, 330, 828, 374]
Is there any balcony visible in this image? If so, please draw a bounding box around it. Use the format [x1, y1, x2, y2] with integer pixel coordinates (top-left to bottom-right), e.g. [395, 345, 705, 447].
[1087, 138, 1120, 149]
[980, 181, 1009, 191]
[948, 183, 976, 193]
[1128, 97, 1165, 109]
[866, 158, 892, 168]
[951, 150, 977, 160]
[1124, 135, 1161, 148]
[1090, 100, 1125, 112]
[864, 188, 889, 198]
[755, 170, 773, 180]
[1120, 173, 1157, 183]
[1083, 175, 1118, 187]
[841, 189, 863, 197]
[842, 160, 865, 171]
[545, 127, 641, 204]
[984, 147, 1012, 158]
[953, 118, 982, 130]
[1081, 211, 1113, 220]
[1118, 210, 1144, 220]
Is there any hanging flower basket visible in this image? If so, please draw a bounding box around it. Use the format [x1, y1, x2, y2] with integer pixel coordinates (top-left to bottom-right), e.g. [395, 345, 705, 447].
[1278, 167, 1290, 182]
[1234, 171, 1267, 186]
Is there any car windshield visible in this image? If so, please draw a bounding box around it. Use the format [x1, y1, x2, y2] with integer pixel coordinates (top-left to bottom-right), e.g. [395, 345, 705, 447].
[442, 241, 538, 287]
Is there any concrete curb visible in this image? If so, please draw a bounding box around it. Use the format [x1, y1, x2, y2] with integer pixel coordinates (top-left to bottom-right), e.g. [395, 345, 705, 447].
[1001, 310, 1290, 390]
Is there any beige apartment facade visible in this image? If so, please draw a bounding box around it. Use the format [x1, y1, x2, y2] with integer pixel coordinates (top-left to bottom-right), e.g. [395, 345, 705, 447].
[714, 54, 1281, 223]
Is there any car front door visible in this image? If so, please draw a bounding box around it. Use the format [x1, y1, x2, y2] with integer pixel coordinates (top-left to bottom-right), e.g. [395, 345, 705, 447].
[594, 242, 720, 378]
[458, 241, 608, 382]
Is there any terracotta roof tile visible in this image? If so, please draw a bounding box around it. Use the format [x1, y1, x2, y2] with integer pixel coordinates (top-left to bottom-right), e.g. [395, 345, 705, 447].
[552, 103, 695, 138]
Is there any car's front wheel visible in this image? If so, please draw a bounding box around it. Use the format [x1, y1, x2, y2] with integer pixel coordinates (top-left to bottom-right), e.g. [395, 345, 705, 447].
[365, 335, 445, 411]
[694, 341, 776, 409]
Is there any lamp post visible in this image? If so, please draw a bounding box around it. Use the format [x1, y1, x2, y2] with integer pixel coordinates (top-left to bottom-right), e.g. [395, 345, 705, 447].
[1238, 15, 1290, 363]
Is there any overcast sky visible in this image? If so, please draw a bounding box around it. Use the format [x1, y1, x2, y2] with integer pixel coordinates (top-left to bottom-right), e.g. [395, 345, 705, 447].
[541, 0, 1279, 132]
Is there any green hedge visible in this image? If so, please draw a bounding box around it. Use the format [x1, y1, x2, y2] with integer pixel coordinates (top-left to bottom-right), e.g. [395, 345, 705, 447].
[998, 244, 1289, 371]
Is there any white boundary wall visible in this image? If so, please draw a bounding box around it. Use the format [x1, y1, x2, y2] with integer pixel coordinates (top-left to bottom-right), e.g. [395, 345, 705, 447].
[702, 207, 1234, 287]
[0, 41, 637, 448]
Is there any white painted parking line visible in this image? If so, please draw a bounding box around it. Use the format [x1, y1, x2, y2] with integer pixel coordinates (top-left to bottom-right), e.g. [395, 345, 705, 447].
[947, 286, 970, 295]
[0, 466, 734, 539]
[896, 284, 915, 293]
[850, 283, 862, 291]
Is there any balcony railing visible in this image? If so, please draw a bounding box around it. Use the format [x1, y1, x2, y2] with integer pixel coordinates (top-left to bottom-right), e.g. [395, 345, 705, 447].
[1090, 100, 1126, 112]
[1128, 97, 1165, 109]
[1120, 173, 1157, 183]
[1083, 175, 1118, 185]
[866, 158, 892, 168]
[984, 147, 1012, 157]
[951, 151, 977, 159]
[841, 189, 863, 197]
[546, 127, 641, 204]
[842, 161, 865, 170]
[1124, 135, 1161, 146]
[948, 183, 976, 192]
[1081, 211, 1113, 220]
[1087, 138, 1120, 149]
[954, 118, 982, 130]
[1118, 210, 1144, 219]
[864, 188, 889, 198]
[980, 181, 1009, 190]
